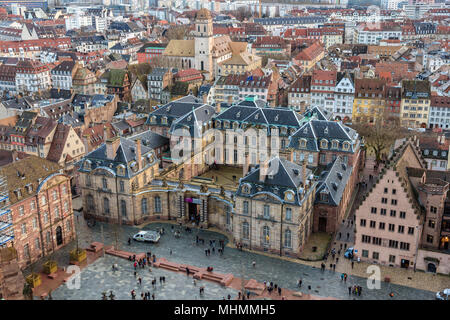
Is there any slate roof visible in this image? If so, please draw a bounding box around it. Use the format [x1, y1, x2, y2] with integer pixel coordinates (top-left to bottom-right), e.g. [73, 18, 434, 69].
[146, 95, 205, 127]
[80, 137, 157, 178]
[130, 130, 170, 150]
[315, 156, 353, 206]
[288, 120, 359, 152]
[236, 157, 313, 206]
[214, 103, 303, 134]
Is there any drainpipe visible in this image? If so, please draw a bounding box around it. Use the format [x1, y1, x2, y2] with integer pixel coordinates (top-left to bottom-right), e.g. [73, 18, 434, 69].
[280, 202, 284, 257]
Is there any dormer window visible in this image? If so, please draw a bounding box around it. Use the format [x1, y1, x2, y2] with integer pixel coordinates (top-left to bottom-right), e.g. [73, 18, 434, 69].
[320, 192, 328, 202]
[25, 184, 33, 193]
[117, 164, 126, 176]
[84, 160, 91, 170]
[14, 189, 22, 199]
[343, 142, 350, 151]
[299, 139, 307, 148]
[151, 116, 156, 123]
[332, 140, 339, 149]
[320, 139, 328, 149]
[161, 116, 167, 124]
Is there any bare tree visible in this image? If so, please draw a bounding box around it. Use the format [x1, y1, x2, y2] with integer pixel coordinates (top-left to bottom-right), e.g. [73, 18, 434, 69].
[351, 114, 409, 164]
[165, 25, 190, 40]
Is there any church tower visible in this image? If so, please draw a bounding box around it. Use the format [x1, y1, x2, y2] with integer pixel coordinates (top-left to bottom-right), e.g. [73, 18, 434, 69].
[194, 9, 214, 81]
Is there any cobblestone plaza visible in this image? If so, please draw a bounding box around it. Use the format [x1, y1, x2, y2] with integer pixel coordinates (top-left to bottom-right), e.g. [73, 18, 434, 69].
[60, 217, 437, 300]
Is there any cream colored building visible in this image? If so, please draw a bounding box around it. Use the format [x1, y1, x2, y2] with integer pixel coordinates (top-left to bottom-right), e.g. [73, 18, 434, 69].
[400, 80, 431, 129]
[163, 9, 260, 81]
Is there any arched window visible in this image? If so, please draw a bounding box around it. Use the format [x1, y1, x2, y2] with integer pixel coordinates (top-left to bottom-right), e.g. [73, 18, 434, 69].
[52, 190, 58, 200]
[242, 221, 249, 240]
[284, 229, 292, 248]
[102, 177, 108, 189]
[226, 206, 231, 225]
[141, 198, 148, 215]
[103, 197, 110, 215]
[42, 195, 47, 205]
[154, 196, 161, 213]
[87, 195, 94, 211]
[262, 226, 270, 246]
[120, 200, 127, 217]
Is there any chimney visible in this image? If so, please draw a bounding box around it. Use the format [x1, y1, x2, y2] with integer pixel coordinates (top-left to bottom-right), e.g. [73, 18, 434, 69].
[82, 134, 90, 153]
[103, 125, 108, 141]
[106, 136, 120, 160]
[136, 139, 142, 170]
[259, 159, 269, 183]
[302, 160, 307, 182]
[243, 153, 249, 177]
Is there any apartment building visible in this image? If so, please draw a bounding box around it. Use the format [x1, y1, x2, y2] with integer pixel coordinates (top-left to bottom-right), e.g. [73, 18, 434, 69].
[428, 96, 450, 129]
[310, 70, 337, 115]
[333, 72, 354, 121]
[288, 75, 311, 113]
[400, 80, 431, 129]
[352, 78, 387, 123]
[0, 156, 75, 268]
[50, 60, 78, 91]
[15, 59, 50, 94]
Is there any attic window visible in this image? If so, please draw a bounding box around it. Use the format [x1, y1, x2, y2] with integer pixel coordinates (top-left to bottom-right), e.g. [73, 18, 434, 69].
[324, 127, 328, 135]
[342, 164, 347, 171]
[14, 189, 22, 199]
[337, 172, 343, 180]
[331, 183, 338, 191]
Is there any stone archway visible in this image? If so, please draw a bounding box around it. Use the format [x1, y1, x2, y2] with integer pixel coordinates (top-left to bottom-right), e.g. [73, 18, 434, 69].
[427, 263, 437, 273]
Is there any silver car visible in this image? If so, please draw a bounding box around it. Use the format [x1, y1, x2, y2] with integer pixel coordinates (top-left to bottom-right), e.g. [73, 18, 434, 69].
[436, 289, 449, 300]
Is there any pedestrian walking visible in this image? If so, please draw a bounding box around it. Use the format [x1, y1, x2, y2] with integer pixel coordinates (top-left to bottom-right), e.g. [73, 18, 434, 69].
[329, 263, 333, 269]
[278, 287, 282, 295]
[348, 286, 352, 295]
[340, 273, 344, 281]
[252, 261, 256, 268]
[333, 264, 336, 271]
[138, 277, 142, 286]
[128, 237, 131, 245]
[344, 273, 347, 282]
[297, 279, 302, 288]
[358, 286, 362, 296]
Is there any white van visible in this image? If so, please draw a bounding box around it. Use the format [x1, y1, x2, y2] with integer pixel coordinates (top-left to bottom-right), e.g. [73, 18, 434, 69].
[132, 231, 161, 243]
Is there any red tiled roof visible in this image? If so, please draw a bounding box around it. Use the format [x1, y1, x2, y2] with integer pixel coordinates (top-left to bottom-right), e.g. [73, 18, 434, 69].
[294, 42, 324, 61]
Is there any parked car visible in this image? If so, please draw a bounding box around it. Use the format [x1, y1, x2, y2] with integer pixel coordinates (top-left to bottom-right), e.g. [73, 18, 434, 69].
[132, 231, 160, 243]
[436, 289, 449, 300]
[344, 247, 354, 259]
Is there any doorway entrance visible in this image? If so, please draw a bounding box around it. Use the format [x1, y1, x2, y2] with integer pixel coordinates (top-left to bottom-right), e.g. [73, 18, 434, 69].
[427, 263, 437, 273]
[400, 259, 410, 269]
[56, 226, 63, 246]
[318, 217, 327, 232]
[188, 202, 200, 224]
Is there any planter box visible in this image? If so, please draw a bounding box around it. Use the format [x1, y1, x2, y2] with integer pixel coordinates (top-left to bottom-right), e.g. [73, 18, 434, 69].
[43, 260, 58, 274]
[70, 249, 87, 263]
[26, 273, 41, 288]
